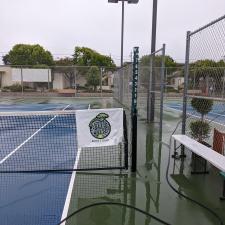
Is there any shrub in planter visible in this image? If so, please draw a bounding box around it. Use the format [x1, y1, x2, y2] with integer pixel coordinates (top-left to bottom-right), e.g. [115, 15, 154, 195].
[190, 120, 211, 142]
[190, 97, 213, 143]
[191, 98, 213, 119]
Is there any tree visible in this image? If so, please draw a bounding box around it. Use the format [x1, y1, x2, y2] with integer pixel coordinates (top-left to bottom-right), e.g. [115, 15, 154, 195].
[189, 59, 225, 94]
[73, 47, 116, 72]
[54, 57, 76, 88]
[3, 44, 54, 66]
[54, 57, 74, 66]
[140, 55, 177, 70]
[139, 55, 178, 86]
[73, 47, 116, 89]
[86, 66, 100, 91]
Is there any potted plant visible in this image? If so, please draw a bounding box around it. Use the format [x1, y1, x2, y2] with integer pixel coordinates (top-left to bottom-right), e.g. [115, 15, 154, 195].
[189, 97, 213, 146]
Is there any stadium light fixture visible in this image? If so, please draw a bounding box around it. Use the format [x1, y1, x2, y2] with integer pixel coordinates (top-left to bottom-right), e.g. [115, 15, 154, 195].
[108, 0, 139, 67]
[109, 0, 139, 3]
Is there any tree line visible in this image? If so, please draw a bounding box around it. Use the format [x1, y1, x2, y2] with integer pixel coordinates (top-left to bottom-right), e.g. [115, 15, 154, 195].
[2, 44, 116, 91]
[2, 44, 225, 91]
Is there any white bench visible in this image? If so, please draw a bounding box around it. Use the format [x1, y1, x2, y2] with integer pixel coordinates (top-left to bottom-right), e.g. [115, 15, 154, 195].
[172, 134, 225, 200]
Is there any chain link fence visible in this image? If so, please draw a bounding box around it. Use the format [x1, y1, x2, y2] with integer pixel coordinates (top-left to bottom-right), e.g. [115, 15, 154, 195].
[182, 15, 225, 148]
[113, 45, 166, 140]
[0, 65, 115, 97]
[146, 45, 166, 135]
[113, 64, 133, 110]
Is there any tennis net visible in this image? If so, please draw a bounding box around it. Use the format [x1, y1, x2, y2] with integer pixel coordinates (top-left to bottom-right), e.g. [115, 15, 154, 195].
[0, 109, 128, 173]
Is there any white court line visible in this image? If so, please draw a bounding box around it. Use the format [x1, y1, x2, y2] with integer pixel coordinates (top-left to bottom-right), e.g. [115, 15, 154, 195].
[165, 105, 225, 127]
[164, 106, 183, 113]
[0, 104, 71, 165]
[166, 104, 225, 118]
[60, 148, 81, 225]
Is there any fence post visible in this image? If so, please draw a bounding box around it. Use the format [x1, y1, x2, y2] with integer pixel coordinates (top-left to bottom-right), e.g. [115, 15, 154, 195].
[120, 68, 124, 103]
[74, 67, 77, 97]
[182, 31, 191, 135]
[100, 67, 103, 97]
[47, 69, 50, 90]
[165, 67, 168, 96]
[20, 66, 24, 96]
[149, 55, 155, 122]
[222, 69, 225, 98]
[131, 47, 139, 172]
[147, 55, 153, 123]
[159, 44, 166, 140]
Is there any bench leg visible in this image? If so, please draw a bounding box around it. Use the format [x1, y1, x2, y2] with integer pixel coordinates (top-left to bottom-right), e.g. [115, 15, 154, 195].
[220, 180, 225, 201]
[172, 141, 186, 159]
[180, 145, 186, 158]
[172, 139, 178, 159]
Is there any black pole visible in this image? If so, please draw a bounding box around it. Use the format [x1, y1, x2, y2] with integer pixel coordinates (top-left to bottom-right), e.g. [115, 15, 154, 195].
[151, 0, 158, 54]
[149, 0, 158, 122]
[121, 0, 125, 67]
[131, 47, 139, 172]
[123, 110, 128, 169]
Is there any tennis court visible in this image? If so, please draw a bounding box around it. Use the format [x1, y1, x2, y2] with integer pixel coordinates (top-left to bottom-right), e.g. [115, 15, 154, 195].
[0, 102, 87, 225]
[1, 97, 225, 225]
[166, 100, 225, 125]
[0, 97, 128, 225]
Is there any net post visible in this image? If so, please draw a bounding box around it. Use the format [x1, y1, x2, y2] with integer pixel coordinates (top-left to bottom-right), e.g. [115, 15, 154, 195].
[131, 47, 139, 172]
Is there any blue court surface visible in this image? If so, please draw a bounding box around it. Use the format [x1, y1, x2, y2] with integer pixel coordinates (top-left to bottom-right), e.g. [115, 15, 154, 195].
[0, 103, 89, 225]
[166, 101, 225, 125]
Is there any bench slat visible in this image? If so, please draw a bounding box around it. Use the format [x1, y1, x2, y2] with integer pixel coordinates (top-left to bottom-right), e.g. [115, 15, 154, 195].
[172, 135, 225, 173]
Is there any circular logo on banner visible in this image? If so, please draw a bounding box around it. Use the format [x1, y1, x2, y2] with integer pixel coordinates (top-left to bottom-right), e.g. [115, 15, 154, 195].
[89, 113, 111, 139]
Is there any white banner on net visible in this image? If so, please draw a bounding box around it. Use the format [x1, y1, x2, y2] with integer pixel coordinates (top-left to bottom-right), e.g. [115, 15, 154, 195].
[12, 68, 51, 82]
[76, 108, 123, 148]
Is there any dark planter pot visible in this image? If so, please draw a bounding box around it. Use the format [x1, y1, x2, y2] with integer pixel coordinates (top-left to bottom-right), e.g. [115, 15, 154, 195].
[199, 140, 211, 148]
[191, 140, 211, 161]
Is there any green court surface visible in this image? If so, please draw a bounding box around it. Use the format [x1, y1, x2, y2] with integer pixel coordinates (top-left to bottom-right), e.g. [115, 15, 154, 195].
[0, 97, 224, 225]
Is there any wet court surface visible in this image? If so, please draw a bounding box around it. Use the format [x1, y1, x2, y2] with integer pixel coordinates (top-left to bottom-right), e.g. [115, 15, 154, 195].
[0, 97, 224, 225]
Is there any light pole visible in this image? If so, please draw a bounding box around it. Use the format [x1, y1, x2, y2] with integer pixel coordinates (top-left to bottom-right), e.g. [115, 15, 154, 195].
[149, 0, 158, 122]
[108, 0, 139, 67]
[151, 0, 158, 55]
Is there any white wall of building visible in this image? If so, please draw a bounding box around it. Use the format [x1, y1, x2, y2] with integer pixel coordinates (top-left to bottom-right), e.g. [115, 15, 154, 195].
[0, 67, 52, 88]
[0, 67, 15, 87]
[53, 73, 66, 89]
[12, 68, 51, 82]
[172, 77, 184, 89]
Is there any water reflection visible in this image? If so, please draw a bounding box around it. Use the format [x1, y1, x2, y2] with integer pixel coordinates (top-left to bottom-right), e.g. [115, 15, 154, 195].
[67, 172, 130, 225]
[144, 124, 162, 225]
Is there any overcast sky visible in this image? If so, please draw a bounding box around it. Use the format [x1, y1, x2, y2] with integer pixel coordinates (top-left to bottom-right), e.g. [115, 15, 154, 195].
[1, 0, 225, 65]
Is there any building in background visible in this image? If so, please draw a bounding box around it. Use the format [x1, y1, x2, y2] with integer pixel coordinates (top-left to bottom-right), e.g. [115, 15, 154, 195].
[167, 71, 184, 91]
[0, 66, 113, 93]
